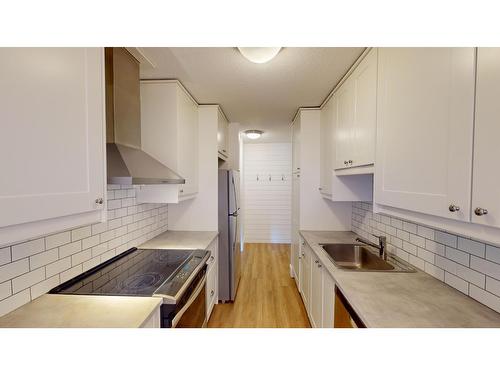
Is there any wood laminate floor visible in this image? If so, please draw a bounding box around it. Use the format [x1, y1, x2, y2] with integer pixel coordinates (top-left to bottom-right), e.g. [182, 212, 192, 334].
[207, 243, 310, 328]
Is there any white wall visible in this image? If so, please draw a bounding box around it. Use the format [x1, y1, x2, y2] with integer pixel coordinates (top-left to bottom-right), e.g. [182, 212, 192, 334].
[299, 109, 352, 230]
[167, 106, 219, 231]
[243, 143, 292, 243]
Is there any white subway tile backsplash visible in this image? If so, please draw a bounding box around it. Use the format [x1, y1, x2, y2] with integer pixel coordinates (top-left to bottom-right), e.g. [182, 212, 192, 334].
[0, 290, 31, 317]
[403, 222, 417, 234]
[470, 285, 500, 313]
[71, 226, 91, 242]
[0, 186, 168, 318]
[425, 239, 445, 256]
[485, 245, 500, 265]
[408, 255, 425, 270]
[445, 247, 470, 267]
[46, 257, 71, 278]
[29, 248, 58, 270]
[424, 262, 444, 281]
[82, 234, 100, 250]
[435, 231, 458, 248]
[444, 273, 469, 295]
[0, 259, 29, 284]
[30, 275, 60, 300]
[60, 264, 83, 283]
[59, 241, 82, 258]
[457, 237, 486, 258]
[12, 267, 45, 294]
[409, 233, 426, 248]
[12, 238, 45, 261]
[45, 232, 71, 250]
[470, 256, 500, 280]
[352, 203, 500, 314]
[486, 277, 500, 298]
[0, 247, 11, 266]
[0, 281, 12, 301]
[417, 225, 434, 240]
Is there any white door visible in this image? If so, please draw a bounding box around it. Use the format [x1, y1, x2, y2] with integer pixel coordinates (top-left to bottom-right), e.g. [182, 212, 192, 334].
[472, 48, 500, 228]
[310, 256, 323, 328]
[334, 78, 355, 169]
[352, 48, 377, 167]
[0, 48, 105, 229]
[375, 48, 475, 221]
[322, 270, 335, 328]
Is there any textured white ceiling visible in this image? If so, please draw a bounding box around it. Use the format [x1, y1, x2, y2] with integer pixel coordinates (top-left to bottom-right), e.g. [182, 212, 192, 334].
[139, 47, 364, 141]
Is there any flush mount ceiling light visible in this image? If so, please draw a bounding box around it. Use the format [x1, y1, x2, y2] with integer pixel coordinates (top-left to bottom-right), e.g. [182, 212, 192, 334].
[244, 130, 263, 140]
[237, 47, 282, 64]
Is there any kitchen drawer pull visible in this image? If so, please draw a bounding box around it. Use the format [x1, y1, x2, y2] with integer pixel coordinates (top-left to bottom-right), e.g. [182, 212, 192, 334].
[95, 198, 104, 205]
[314, 260, 319, 264]
[318, 264, 322, 268]
[210, 290, 214, 297]
[475, 207, 488, 216]
[210, 256, 215, 262]
[449, 204, 460, 212]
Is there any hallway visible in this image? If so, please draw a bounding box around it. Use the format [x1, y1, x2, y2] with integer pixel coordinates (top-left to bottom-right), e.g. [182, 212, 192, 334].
[208, 243, 310, 328]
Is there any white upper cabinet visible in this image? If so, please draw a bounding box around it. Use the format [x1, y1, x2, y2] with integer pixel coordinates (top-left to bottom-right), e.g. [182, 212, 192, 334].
[0, 48, 106, 243]
[472, 48, 500, 229]
[319, 96, 334, 195]
[217, 110, 229, 160]
[140, 80, 199, 200]
[334, 48, 377, 171]
[375, 48, 476, 221]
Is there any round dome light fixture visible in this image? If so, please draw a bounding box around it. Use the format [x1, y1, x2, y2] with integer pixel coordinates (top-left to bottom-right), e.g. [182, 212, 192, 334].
[237, 47, 282, 64]
[244, 129, 263, 140]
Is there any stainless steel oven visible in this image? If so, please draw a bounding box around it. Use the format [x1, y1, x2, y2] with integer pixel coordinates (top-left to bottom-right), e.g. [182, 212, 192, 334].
[171, 274, 207, 328]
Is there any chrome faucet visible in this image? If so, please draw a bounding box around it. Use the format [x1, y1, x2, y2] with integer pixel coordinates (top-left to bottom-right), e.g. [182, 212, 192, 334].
[355, 236, 387, 261]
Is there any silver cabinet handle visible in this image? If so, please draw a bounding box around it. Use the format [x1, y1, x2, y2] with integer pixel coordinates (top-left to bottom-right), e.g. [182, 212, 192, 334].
[449, 204, 460, 212]
[210, 290, 214, 297]
[475, 207, 488, 216]
[348, 160, 353, 165]
[210, 256, 215, 263]
[318, 264, 322, 268]
[314, 260, 319, 264]
[301, 253, 305, 257]
[344, 160, 348, 165]
[318, 187, 323, 191]
[95, 198, 103, 205]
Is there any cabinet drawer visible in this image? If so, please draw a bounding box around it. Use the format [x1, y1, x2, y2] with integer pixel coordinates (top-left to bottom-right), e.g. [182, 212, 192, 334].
[206, 237, 218, 272]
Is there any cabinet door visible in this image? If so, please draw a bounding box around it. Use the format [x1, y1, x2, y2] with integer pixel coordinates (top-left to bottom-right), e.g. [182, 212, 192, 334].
[300, 243, 311, 311]
[334, 78, 355, 169]
[217, 112, 228, 158]
[375, 48, 475, 221]
[177, 87, 198, 197]
[310, 256, 323, 328]
[292, 115, 301, 173]
[0, 48, 105, 229]
[319, 97, 334, 195]
[206, 264, 217, 320]
[322, 270, 335, 328]
[352, 48, 377, 167]
[472, 48, 500, 229]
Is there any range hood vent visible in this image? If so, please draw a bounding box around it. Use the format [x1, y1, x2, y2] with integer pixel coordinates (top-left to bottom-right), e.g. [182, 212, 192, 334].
[105, 47, 185, 185]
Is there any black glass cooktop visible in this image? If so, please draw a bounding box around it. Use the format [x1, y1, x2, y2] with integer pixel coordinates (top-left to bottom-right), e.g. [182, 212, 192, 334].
[50, 248, 207, 298]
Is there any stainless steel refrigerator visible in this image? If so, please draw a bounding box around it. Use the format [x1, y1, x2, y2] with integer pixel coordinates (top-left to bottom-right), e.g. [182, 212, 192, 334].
[218, 169, 241, 302]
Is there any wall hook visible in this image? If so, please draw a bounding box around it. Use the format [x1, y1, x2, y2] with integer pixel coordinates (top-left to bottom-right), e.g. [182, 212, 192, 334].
[269, 174, 272, 181]
[256, 174, 259, 181]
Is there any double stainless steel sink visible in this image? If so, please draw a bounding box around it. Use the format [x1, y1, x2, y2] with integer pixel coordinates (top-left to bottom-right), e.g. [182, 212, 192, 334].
[319, 243, 415, 272]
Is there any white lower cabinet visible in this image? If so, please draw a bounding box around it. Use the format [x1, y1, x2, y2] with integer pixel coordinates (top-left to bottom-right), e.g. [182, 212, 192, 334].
[205, 238, 218, 321]
[297, 238, 337, 328]
[299, 242, 312, 311]
[310, 255, 323, 328]
[140, 306, 161, 328]
[322, 270, 335, 328]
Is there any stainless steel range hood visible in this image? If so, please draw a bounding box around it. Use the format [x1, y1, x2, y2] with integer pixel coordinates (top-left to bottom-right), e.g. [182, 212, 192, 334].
[105, 47, 185, 185]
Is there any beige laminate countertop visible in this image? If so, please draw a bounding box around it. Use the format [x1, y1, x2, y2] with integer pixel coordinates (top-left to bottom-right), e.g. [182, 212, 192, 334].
[0, 294, 162, 328]
[138, 230, 218, 250]
[300, 230, 500, 328]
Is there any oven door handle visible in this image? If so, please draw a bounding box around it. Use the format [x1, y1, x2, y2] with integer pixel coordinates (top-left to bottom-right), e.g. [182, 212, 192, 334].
[171, 274, 206, 328]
